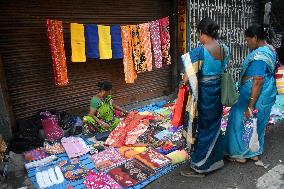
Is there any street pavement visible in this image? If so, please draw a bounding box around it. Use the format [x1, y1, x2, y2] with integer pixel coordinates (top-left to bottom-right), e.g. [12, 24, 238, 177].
[146, 120, 284, 189]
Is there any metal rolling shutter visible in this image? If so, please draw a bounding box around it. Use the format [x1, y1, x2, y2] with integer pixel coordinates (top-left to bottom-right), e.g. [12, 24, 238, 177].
[0, 0, 175, 120]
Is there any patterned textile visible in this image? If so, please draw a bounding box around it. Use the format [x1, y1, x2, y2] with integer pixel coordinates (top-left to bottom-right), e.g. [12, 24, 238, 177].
[58, 158, 87, 180]
[61, 137, 89, 158]
[138, 23, 153, 71]
[178, 0, 187, 54]
[44, 140, 65, 154]
[23, 147, 48, 163]
[105, 112, 154, 147]
[149, 20, 163, 68]
[110, 25, 123, 59]
[70, 23, 86, 62]
[134, 148, 171, 172]
[131, 25, 147, 73]
[98, 25, 112, 59]
[125, 119, 149, 145]
[108, 159, 152, 187]
[90, 147, 126, 171]
[46, 19, 68, 86]
[85, 24, 99, 58]
[84, 170, 122, 189]
[159, 17, 171, 65]
[41, 111, 64, 141]
[121, 25, 137, 83]
[118, 146, 147, 159]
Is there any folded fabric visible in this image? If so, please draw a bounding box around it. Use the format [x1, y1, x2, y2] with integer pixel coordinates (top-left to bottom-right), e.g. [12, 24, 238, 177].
[166, 149, 188, 165]
[154, 130, 173, 140]
[110, 25, 123, 59]
[61, 136, 89, 158]
[105, 112, 155, 147]
[23, 147, 48, 163]
[44, 140, 65, 154]
[84, 170, 122, 189]
[159, 17, 171, 65]
[35, 166, 65, 188]
[138, 23, 153, 71]
[149, 20, 163, 68]
[58, 158, 87, 180]
[131, 25, 147, 73]
[108, 159, 152, 187]
[121, 25, 137, 83]
[46, 19, 69, 86]
[25, 155, 57, 169]
[98, 25, 112, 59]
[71, 23, 86, 62]
[134, 148, 172, 172]
[85, 24, 99, 58]
[118, 146, 147, 159]
[90, 147, 126, 171]
[125, 119, 149, 146]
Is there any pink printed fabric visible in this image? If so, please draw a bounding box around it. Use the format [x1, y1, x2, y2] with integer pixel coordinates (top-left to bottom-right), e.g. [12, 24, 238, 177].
[138, 23, 153, 71]
[149, 20, 163, 69]
[61, 137, 89, 158]
[159, 17, 171, 65]
[84, 170, 122, 189]
[41, 114, 63, 141]
[90, 147, 126, 171]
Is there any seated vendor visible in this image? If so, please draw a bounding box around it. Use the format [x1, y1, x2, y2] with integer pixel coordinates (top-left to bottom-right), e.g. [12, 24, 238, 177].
[83, 81, 127, 134]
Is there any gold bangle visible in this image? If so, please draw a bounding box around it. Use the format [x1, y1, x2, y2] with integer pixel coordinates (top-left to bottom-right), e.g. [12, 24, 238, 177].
[249, 97, 254, 100]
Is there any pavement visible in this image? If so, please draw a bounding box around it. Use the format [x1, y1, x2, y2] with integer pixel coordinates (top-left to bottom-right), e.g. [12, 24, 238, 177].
[0, 117, 283, 189]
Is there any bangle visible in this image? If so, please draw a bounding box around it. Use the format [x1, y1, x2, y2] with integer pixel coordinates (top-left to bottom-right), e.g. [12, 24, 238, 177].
[249, 97, 254, 100]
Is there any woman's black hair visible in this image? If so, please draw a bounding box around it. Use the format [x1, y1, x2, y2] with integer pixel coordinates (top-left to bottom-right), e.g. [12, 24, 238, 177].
[97, 81, 112, 91]
[245, 24, 267, 40]
[197, 17, 219, 39]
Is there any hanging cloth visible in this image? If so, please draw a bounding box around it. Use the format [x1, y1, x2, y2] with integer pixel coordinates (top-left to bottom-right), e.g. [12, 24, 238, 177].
[121, 25, 137, 83]
[159, 17, 171, 65]
[130, 25, 147, 73]
[178, 0, 187, 54]
[110, 25, 123, 59]
[85, 24, 99, 58]
[71, 23, 86, 62]
[98, 25, 112, 59]
[46, 19, 68, 86]
[149, 20, 163, 69]
[138, 23, 153, 71]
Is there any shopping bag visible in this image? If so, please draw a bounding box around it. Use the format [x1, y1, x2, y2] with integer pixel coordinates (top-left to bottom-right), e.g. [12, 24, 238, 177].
[242, 109, 259, 152]
[171, 84, 189, 127]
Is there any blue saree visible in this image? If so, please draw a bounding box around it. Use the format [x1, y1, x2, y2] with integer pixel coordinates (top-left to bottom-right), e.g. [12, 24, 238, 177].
[224, 46, 277, 159]
[182, 44, 230, 173]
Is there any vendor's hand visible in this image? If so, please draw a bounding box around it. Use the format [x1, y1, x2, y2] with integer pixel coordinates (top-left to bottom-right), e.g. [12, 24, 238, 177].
[244, 107, 253, 118]
[101, 122, 110, 128]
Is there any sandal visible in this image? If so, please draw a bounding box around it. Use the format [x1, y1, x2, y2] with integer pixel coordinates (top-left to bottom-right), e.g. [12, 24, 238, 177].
[227, 157, 247, 164]
[250, 156, 259, 162]
[180, 169, 205, 178]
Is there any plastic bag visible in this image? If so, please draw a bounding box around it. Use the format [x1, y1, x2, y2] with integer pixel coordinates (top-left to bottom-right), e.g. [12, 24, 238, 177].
[243, 109, 260, 152]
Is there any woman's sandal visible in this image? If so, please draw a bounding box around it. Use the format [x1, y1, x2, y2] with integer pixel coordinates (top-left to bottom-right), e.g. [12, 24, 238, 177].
[227, 157, 247, 164]
[180, 169, 205, 178]
[250, 156, 259, 162]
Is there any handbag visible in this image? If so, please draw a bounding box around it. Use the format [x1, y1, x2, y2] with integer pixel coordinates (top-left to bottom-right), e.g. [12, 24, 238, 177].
[220, 45, 239, 106]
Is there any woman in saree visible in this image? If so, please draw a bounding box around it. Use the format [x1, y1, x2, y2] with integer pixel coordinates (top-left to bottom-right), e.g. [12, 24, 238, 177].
[180, 18, 230, 177]
[224, 24, 277, 163]
[83, 81, 127, 134]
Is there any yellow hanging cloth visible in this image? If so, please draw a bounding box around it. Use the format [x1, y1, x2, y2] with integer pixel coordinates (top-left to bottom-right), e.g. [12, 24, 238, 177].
[70, 23, 86, 62]
[98, 25, 112, 59]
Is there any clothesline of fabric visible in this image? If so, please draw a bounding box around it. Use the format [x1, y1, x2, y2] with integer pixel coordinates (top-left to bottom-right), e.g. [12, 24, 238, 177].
[47, 16, 171, 86]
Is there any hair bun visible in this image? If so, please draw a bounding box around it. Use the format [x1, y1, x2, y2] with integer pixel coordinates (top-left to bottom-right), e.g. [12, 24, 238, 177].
[97, 82, 104, 88]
